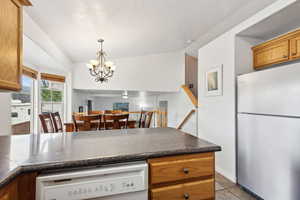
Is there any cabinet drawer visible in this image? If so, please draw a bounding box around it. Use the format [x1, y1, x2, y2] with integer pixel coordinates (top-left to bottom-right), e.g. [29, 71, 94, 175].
[253, 40, 289, 69]
[149, 153, 214, 185]
[151, 179, 214, 200]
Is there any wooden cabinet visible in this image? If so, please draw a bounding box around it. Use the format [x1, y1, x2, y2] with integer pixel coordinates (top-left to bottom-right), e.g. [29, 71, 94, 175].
[252, 29, 300, 69]
[0, 172, 36, 200]
[149, 153, 213, 185]
[253, 40, 289, 69]
[0, 180, 18, 200]
[290, 34, 300, 59]
[148, 153, 215, 200]
[0, 0, 31, 91]
[151, 179, 214, 200]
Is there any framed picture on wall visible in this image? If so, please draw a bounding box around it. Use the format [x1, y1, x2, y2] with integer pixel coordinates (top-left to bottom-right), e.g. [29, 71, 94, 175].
[205, 65, 223, 96]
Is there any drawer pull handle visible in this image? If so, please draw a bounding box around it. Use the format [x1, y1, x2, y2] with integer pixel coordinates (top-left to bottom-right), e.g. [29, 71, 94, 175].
[184, 193, 190, 199]
[283, 55, 288, 58]
[292, 53, 297, 56]
[183, 168, 189, 174]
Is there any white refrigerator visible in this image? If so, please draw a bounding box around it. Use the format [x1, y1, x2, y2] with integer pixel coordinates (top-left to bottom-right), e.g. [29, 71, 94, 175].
[237, 64, 300, 200]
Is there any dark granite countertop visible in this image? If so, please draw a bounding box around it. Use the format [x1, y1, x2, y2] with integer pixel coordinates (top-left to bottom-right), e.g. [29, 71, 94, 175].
[0, 128, 221, 188]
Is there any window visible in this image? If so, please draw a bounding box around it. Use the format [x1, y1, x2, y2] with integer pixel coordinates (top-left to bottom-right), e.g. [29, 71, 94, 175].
[40, 79, 65, 121]
[113, 103, 129, 111]
[11, 76, 35, 135]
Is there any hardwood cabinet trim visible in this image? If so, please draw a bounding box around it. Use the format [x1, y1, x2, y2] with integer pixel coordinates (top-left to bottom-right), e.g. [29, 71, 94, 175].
[23, 66, 38, 79]
[41, 73, 66, 83]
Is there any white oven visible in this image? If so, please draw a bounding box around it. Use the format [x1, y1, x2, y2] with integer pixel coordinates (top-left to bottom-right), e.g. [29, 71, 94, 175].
[36, 162, 148, 200]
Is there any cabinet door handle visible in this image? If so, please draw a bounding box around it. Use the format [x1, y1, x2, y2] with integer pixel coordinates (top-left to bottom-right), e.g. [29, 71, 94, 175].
[184, 193, 190, 199]
[183, 168, 189, 174]
[283, 55, 288, 58]
[292, 52, 297, 56]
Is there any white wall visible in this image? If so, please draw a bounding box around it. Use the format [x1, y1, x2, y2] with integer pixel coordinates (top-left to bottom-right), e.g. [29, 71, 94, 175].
[197, 0, 297, 182]
[73, 93, 157, 113]
[158, 87, 197, 137]
[0, 94, 12, 135]
[235, 36, 263, 75]
[72, 51, 185, 92]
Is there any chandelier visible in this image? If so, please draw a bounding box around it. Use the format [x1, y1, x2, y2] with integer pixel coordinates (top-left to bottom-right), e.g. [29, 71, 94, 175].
[86, 39, 116, 83]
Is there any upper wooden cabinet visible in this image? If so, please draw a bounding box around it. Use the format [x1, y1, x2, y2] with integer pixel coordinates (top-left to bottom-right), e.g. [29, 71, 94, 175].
[253, 40, 289, 69]
[290, 34, 300, 60]
[0, 0, 31, 91]
[252, 29, 300, 69]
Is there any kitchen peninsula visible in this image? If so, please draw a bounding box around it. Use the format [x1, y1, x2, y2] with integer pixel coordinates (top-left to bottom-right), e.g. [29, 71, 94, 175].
[0, 128, 221, 200]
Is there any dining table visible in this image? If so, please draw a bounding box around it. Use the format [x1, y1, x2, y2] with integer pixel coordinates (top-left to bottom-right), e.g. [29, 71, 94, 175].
[64, 113, 137, 132]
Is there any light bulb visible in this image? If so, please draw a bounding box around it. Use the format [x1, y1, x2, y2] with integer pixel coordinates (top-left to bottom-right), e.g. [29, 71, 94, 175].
[105, 61, 114, 67]
[86, 64, 93, 69]
[111, 65, 116, 71]
[90, 59, 99, 66]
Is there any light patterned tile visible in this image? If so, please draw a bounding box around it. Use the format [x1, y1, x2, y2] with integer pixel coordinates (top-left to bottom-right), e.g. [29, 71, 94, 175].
[228, 186, 258, 200]
[216, 182, 225, 191]
[216, 190, 240, 200]
[215, 172, 235, 189]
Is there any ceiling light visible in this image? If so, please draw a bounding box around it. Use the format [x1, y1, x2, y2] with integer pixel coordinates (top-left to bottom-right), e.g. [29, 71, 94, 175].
[87, 39, 116, 83]
[122, 90, 128, 99]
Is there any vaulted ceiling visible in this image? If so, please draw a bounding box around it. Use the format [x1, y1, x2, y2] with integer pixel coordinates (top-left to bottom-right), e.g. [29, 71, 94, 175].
[25, 0, 276, 62]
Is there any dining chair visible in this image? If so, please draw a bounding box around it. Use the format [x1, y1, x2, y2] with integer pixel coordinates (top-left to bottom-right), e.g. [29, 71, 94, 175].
[51, 112, 63, 132]
[72, 114, 102, 132]
[39, 113, 55, 133]
[103, 114, 129, 130]
[139, 111, 154, 128]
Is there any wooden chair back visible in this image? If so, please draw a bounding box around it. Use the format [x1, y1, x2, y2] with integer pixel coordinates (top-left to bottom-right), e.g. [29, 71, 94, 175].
[51, 112, 63, 132]
[72, 114, 102, 132]
[139, 111, 154, 128]
[39, 113, 55, 133]
[103, 114, 129, 130]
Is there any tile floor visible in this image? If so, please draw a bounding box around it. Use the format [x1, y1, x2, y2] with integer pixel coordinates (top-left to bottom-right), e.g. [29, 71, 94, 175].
[215, 173, 258, 200]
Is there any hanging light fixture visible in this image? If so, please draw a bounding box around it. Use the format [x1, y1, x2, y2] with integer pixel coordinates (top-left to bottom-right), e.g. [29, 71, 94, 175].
[86, 39, 116, 83]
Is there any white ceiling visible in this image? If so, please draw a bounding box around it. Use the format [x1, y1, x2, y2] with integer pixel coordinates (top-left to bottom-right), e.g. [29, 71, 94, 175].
[25, 0, 275, 62]
[239, 1, 300, 40]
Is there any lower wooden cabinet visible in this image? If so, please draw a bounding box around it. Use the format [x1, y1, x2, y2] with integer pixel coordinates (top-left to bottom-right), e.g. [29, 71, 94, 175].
[0, 180, 18, 200]
[0, 194, 9, 200]
[148, 153, 215, 200]
[0, 173, 36, 200]
[151, 179, 214, 200]
[149, 153, 214, 185]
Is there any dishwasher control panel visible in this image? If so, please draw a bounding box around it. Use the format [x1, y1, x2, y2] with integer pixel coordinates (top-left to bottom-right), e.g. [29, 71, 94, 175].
[36, 162, 148, 200]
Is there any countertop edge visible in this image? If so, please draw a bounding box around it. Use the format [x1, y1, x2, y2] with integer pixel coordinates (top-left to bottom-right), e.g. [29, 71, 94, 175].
[0, 146, 221, 188]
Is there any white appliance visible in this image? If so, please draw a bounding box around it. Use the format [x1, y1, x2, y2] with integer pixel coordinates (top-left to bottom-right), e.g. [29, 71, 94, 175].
[36, 162, 148, 200]
[237, 64, 300, 200]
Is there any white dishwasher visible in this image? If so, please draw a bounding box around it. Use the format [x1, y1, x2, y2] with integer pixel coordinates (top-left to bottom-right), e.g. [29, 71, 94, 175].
[36, 162, 148, 200]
